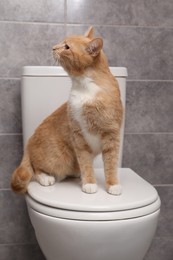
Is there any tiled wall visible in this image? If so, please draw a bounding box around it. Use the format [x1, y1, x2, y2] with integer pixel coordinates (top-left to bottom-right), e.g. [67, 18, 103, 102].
[0, 0, 173, 259]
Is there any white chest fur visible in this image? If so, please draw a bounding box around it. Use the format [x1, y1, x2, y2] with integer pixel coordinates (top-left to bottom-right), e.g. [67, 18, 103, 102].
[69, 76, 102, 154]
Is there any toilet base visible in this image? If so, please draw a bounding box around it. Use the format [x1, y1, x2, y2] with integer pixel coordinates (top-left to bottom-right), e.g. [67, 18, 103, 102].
[28, 208, 159, 260]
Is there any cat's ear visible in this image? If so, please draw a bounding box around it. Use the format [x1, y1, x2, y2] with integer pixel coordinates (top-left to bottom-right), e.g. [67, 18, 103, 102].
[85, 26, 94, 39]
[86, 38, 103, 57]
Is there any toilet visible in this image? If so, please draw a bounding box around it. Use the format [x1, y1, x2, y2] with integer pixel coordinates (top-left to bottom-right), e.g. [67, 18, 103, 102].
[22, 66, 160, 260]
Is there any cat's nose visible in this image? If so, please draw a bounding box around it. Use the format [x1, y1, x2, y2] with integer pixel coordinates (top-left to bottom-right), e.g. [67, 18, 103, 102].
[52, 45, 58, 51]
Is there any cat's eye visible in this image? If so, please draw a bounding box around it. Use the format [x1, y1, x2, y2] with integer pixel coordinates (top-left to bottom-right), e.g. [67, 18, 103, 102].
[64, 44, 70, 50]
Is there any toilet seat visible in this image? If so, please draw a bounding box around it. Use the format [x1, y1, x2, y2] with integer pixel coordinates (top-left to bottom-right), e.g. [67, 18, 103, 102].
[26, 168, 161, 221]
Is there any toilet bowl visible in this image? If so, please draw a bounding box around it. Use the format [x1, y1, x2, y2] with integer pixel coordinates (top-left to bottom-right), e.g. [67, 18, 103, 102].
[21, 66, 160, 260]
[26, 168, 160, 260]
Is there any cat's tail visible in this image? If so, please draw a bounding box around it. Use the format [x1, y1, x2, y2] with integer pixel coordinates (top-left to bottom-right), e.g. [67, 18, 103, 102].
[11, 149, 33, 194]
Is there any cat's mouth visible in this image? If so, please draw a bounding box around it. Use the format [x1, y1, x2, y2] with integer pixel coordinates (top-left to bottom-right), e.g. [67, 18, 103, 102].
[53, 51, 65, 68]
[53, 50, 60, 63]
[53, 50, 67, 69]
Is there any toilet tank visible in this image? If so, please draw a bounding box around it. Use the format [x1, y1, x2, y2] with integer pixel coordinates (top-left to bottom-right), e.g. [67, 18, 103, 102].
[21, 66, 127, 167]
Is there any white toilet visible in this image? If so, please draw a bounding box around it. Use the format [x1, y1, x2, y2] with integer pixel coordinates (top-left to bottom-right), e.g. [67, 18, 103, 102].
[22, 66, 161, 260]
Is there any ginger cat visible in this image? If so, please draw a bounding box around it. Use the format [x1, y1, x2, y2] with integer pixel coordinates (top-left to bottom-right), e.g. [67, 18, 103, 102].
[11, 27, 123, 195]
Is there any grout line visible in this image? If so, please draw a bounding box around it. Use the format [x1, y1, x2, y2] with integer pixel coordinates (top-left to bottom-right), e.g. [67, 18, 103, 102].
[0, 133, 22, 136]
[0, 77, 20, 80]
[154, 184, 173, 187]
[66, 23, 173, 30]
[0, 20, 173, 30]
[0, 20, 65, 26]
[153, 236, 173, 240]
[93, 23, 173, 29]
[127, 79, 173, 83]
[64, 0, 67, 36]
[124, 132, 173, 135]
[0, 243, 38, 247]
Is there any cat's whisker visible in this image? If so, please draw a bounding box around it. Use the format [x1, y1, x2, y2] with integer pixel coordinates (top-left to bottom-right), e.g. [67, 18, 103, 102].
[51, 54, 59, 66]
[53, 60, 57, 66]
[52, 58, 60, 66]
[47, 55, 55, 65]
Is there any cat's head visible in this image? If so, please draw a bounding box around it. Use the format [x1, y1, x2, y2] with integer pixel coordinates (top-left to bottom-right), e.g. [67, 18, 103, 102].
[53, 27, 103, 76]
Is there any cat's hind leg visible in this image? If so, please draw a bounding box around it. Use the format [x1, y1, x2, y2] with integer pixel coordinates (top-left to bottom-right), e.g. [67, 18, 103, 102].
[35, 172, 56, 186]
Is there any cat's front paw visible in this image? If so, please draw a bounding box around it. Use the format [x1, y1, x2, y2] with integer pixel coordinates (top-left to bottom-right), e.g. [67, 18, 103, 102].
[36, 173, 56, 186]
[108, 184, 122, 195]
[82, 183, 98, 194]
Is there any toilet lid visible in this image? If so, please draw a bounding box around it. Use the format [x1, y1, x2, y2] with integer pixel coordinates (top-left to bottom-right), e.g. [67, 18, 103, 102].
[27, 168, 160, 220]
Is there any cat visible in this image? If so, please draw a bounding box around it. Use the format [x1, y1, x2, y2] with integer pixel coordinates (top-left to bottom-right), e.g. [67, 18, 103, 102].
[11, 27, 123, 195]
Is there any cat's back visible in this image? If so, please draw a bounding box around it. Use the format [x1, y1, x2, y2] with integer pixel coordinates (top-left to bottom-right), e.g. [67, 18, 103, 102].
[28, 102, 70, 145]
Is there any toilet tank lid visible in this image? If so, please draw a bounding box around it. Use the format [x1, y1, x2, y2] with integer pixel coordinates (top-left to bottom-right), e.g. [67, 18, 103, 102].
[22, 66, 128, 77]
[27, 169, 160, 215]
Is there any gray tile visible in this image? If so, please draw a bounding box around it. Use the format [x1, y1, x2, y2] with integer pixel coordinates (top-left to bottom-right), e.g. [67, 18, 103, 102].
[125, 81, 173, 133]
[0, 0, 64, 23]
[0, 79, 22, 133]
[0, 244, 45, 260]
[0, 135, 23, 189]
[66, 26, 173, 80]
[122, 133, 173, 184]
[96, 26, 173, 80]
[144, 237, 173, 260]
[67, 0, 138, 26]
[66, 25, 89, 37]
[67, 0, 173, 27]
[0, 190, 37, 244]
[137, 0, 173, 27]
[0, 22, 65, 78]
[155, 186, 173, 238]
